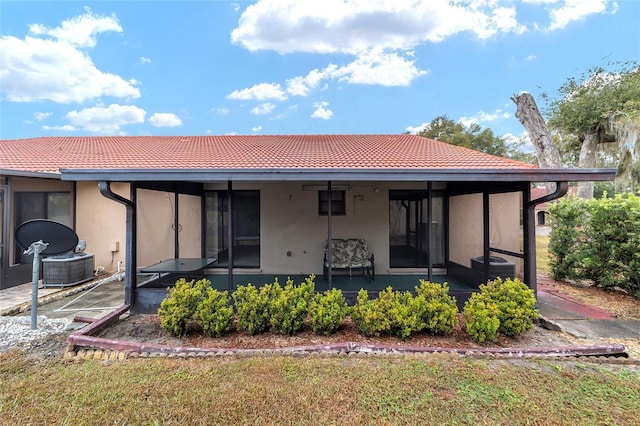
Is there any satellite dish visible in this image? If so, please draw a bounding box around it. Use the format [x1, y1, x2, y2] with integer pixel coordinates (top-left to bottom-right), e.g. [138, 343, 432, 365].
[15, 220, 79, 256]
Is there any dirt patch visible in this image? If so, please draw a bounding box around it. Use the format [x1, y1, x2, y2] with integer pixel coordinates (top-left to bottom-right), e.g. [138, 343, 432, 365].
[10, 275, 640, 360]
[97, 314, 579, 351]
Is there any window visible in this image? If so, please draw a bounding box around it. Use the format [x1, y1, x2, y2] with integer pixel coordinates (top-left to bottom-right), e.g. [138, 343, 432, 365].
[318, 190, 346, 216]
[13, 192, 71, 264]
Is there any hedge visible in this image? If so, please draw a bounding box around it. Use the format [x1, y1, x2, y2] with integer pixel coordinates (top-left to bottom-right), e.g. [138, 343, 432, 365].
[548, 193, 640, 298]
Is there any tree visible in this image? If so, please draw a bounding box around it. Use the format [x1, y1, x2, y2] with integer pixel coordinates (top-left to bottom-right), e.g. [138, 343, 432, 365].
[511, 93, 563, 170]
[544, 62, 640, 197]
[418, 115, 509, 157]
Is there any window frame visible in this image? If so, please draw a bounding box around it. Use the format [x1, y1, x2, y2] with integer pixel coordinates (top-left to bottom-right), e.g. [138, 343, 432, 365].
[318, 190, 346, 216]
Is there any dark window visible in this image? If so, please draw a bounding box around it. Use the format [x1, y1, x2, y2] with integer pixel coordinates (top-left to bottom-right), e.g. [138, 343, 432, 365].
[318, 190, 346, 216]
[14, 192, 71, 264]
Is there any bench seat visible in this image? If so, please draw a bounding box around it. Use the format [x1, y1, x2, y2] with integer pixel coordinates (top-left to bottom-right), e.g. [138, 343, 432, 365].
[323, 239, 375, 282]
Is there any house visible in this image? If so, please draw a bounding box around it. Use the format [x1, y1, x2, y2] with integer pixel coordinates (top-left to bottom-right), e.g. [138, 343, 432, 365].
[0, 135, 615, 311]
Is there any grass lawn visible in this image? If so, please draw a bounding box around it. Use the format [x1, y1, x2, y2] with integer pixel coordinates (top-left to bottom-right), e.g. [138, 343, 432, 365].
[537, 234, 551, 275]
[1, 351, 638, 425]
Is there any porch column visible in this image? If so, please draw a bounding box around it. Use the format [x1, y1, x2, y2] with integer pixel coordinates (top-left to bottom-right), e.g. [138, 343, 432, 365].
[482, 191, 490, 283]
[327, 180, 333, 289]
[174, 190, 179, 258]
[525, 182, 568, 298]
[227, 181, 234, 293]
[427, 182, 433, 282]
[523, 185, 535, 294]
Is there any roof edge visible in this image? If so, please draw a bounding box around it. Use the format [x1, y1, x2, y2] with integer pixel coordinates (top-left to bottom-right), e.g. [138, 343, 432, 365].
[0, 168, 61, 180]
[59, 167, 617, 183]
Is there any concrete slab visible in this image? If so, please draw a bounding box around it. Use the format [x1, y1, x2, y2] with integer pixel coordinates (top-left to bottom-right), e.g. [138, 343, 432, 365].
[537, 289, 617, 320]
[544, 319, 640, 339]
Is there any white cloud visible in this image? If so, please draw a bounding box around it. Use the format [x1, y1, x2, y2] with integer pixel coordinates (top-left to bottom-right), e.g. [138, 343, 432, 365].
[28, 7, 122, 48]
[139, 56, 151, 64]
[311, 101, 333, 120]
[286, 68, 327, 96]
[250, 103, 276, 115]
[42, 124, 76, 132]
[65, 104, 145, 133]
[459, 109, 511, 127]
[231, 0, 528, 55]
[405, 122, 430, 135]
[226, 82, 287, 101]
[0, 10, 139, 104]
[282, 48, 426, 100]
[149, 112, 183, 127]
[34, 112, 52, 121]
[214, 107, 230, 116]
[251, 125, 263, 132]
[327, 48, 428, 87]
[548, 0, 614, 30]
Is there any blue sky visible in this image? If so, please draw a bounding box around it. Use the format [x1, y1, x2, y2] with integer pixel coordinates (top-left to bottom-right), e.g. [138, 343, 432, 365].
[1, 1, 638, 148]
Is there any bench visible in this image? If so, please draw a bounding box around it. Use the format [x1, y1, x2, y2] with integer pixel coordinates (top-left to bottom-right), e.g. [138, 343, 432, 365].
[323, 239, 375, 282]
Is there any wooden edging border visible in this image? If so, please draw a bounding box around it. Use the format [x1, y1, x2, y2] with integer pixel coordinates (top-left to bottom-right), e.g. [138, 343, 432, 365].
[66, 305, 631, 362]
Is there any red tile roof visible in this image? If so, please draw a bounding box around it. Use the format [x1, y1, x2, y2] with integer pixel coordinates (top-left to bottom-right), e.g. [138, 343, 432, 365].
[0, 135, 535, 174]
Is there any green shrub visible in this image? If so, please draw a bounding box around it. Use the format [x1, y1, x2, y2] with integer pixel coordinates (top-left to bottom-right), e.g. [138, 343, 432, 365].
[158, 278, 208, 337]
[581, 194, 640, 295]
[349, 287, 421, 339]
[463, 277, 537, 343]
[268, 276, 315, 335]
[549, 193, 640, 298]
[548, 196, 588, 281]
[463, 293, 500, 343]
[413, 280, 459, 335]
[308, 288, 348, 336]
[483, 277, 537, 337]
[196, 288, 233, 337]
[349, 289, 391, 337]
[232, 283, 272, 335]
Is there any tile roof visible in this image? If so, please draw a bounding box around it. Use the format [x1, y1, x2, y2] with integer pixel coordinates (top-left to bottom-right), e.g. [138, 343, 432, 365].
[0, 135, 535, 174]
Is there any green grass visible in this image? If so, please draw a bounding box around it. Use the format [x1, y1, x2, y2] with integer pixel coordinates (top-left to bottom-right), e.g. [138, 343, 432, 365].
[537, 234, 551, 274]
[2, 352, 639, 425]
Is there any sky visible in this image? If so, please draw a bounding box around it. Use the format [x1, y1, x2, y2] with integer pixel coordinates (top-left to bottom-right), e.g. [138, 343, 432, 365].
[1, 0, 638, 148]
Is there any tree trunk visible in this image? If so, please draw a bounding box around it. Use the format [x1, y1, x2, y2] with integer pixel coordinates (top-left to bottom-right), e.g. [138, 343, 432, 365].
[511, 92, 563, 169]
[576, 129, 599, 199]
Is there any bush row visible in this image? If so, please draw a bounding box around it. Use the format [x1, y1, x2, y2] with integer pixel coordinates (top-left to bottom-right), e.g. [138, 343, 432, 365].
[158, 275, 537, 343]
[549, 193, 640, 298]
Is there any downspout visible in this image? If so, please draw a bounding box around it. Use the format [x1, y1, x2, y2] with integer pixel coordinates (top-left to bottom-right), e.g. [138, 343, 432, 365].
[98, 181, 136, 306]
[524, 182, 568, 297]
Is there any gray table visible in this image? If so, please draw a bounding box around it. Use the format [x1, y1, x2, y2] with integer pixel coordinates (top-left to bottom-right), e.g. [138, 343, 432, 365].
[141, 258, 217, 274]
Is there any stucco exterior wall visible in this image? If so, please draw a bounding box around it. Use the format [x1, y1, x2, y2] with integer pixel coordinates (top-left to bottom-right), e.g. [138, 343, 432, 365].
[75, 182, 128, 272]
[136, 190, 201, 267]
[448, 192, 522, 275]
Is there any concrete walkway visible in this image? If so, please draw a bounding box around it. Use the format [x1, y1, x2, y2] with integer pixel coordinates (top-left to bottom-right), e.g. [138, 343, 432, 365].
[537, 278, 640, 339]
[2, 274, 640, 339]
[1, 274, 125, 326]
